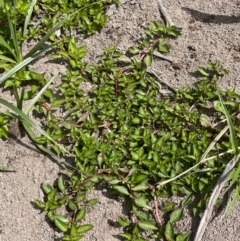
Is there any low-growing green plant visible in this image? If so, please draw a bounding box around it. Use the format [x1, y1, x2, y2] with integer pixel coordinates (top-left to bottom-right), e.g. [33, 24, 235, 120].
[33, 21, 240, 241]
[33, 0, 119, 36]
[0, 0, 115, 170]
[1, 1, 240, 240]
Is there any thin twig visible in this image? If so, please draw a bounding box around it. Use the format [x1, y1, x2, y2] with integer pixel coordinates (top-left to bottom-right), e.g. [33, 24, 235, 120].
[153, 51, 175, 63]
[153, 195, 162, 227]
[156, 0, 175, 26]
[147, 68, 176, 94]
[149, 184, 162, 227]
[194, 153, 240, 241]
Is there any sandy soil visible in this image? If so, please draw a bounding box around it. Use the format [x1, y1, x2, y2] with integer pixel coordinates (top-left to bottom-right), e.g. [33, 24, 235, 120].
[0, 0, 240, 240]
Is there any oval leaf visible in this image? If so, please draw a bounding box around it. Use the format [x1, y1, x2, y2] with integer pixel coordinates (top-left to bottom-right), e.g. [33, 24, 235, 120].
[47, 189, 57, 202]
[57, 175, 66, 192]
[85, 198, 98, 206]
[42, 183, 53, 194]
[170, 208, 183, 223]
[134, 197, 152, 210]
[68, 200, 78, 211]
[77, 224, 94, 234]
[54, 218, 69, 232]
[114, 186, 130, 196]
[165, 221, 174, 241]
[144, 55, 152, 66]
[138, 221, 158, 231]
[75, 207, 86, 222]
[118, 216, 130, 228]
[176, 232, 191, 241]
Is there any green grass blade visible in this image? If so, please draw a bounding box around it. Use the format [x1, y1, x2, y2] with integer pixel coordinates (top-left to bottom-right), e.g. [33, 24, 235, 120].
[24, 1, 101, 58]
[24, 16, 70, 58]
[0, 41, 58, 84]
[21, 122, 74, 168]
[218, 91, 238, 155]
[24, 74, 57, 114]
[0, 165, 13, 171]
[0, 55, 17, 64]
[225, 182, 240, 215]
[0, 35, 17, 59]
[0, 98, 69, 154]
[7, 0, 21, 62]
[217, 91, 240, 218]
[23, 0, 37, 37]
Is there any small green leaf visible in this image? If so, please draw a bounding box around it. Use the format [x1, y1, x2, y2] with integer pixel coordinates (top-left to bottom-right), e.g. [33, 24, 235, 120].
[108, 179, 122, 185]
[159, 44, 169, 53]
[118, 216, 130, 227]
[163, 202, 176, 212]
[57, 175, 66, 192]
[54, 218, 69, 232]
[214, 101, 224, 113]
[48, 202, 61, 211]
[53, 215, 68, 223]
[132, 117, 141, 124]
[70, 223, 77, 235]
[114, 185, 130, 196]
[200, 114, 211, 127]
[62, 234, 84, 241]
[176, 232, 191, 241]
[51, 98, 66, 108]
[119, 233, 132, 240]
[165, 221, 174, 241]
[170, 208, 183, 223]
[44, 89, 54, 98]
[68, 200, 78, 210]
[118, 55, 131, 63]
[131, 180, 149, 191]
[34, 199, 45, 209]
[128, 46, 140, 54]
[47, 211, 54, 221]
[136, 211, 150, 221]
[144, 55, 152, 66]
[131, 151, 139, 160]
[58, 196, 67, 205]
[42, 183, 53, 194]
[134, 197, 152, 210]
[138, 221, 158, 231]
[75, 207, 86, 222]
[77, 224, 94, 234]
[47, 189, 57, 202]
[197, 67, 209, 76]
[85, 198, 98, 206]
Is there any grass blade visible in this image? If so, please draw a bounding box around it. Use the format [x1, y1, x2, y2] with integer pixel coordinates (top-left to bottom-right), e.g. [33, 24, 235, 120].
[0, 35, 17, 59]
[0, 98, 69, 154]
[218, 91, 238, 155]
[24, 74, 57, 114]
[157, 125, 229, 187]
[24, 1, 101, 58]
[0, 42, 58, 84]
[0, 54, 17, 64]
[194, 153, 240, 241]
[0, 165, 13, 171]
[23, 0, 38, 37]
[7, 0, 21, 62]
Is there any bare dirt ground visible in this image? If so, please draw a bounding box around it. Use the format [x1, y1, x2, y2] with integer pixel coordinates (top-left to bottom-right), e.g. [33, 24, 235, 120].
[0, 0, 240, 240]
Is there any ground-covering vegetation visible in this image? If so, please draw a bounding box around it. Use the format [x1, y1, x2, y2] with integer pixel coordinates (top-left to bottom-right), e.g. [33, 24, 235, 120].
[1, 1, 240, 241]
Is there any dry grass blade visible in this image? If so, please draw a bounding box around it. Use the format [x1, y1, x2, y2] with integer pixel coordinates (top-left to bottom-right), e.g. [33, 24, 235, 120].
[156, 0, 175, 26]
[194, 153, 240, 241]
[157, 125, 228, 188]
[194, 90, 240, 241]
